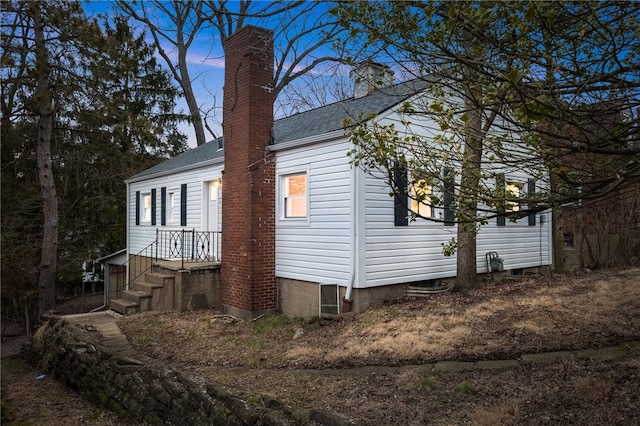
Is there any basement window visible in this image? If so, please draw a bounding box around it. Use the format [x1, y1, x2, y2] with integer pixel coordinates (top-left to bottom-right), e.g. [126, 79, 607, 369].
[282, 173, 307, 218]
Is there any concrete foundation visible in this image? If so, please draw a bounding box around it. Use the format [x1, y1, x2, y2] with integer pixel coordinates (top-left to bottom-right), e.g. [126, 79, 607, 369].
[278, 278, 321, 318]
[277, 265, 548, 318]
[153, 263, 221, 312]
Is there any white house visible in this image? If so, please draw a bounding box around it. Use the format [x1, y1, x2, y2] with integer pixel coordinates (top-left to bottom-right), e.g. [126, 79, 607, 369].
[114, 26, 551, 319]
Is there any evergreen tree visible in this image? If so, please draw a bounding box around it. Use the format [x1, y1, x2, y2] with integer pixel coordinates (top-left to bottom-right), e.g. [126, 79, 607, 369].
[1, 1, 186, 324]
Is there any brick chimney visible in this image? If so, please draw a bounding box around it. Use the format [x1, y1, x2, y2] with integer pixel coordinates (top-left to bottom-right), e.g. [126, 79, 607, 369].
[221, 26, 276, 318]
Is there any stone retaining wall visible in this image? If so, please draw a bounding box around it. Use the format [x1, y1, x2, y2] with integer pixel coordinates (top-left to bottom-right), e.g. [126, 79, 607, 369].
[29, 318, 341, 425]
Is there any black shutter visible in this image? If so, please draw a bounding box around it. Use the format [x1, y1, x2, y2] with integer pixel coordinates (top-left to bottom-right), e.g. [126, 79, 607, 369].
[180, 183, 187, 226]
[527, 178, 536, 226]
[496, 173, 506, 226]
[135, 191, 140, 225]
[393, 161, 408, 226]
[151, 188, 156, 226]
[443, 167, 455, 226]
[161, 187, 166, 226]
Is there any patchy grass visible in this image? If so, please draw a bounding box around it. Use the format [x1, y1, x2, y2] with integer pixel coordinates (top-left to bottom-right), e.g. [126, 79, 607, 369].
[117, 268, 640, 425]
[454, 379, 476, 394]
[123, 268, 640, 369]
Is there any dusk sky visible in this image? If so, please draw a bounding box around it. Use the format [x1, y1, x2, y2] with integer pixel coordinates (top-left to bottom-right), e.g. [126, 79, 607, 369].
[82, 1, 351, 148]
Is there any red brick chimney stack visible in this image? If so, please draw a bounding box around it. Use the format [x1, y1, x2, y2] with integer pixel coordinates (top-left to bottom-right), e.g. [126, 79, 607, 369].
[221, 26, 276, 318]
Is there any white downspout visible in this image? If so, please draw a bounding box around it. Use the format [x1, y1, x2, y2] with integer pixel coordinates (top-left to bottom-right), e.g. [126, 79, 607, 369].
[125, 181, 130, 291]
[343, 160, 358, 309]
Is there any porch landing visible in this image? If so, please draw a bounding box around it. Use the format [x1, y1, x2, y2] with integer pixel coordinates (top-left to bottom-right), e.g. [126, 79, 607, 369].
[153, 259, 221, 272]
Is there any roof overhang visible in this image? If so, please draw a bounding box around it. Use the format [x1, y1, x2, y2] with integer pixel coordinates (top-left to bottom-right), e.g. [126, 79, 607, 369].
[125, 156, 224, 184]
[269, 129, 347, 152]
[97, 249, 128, 265]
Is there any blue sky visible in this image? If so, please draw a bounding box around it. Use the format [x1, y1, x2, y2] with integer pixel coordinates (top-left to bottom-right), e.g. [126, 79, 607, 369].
[84, 1, 228, 147]
[82, 1, 353, 148]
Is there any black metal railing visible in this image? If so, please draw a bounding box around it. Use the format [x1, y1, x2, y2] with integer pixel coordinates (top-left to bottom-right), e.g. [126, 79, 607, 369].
[108, 241, 156, 302]
[107, 230, 221, 305]
[156, 229, 222, 269]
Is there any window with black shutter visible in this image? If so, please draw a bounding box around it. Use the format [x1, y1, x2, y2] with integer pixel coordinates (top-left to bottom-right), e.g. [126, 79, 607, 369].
[161, 187, 166, 226]
[180, 184, 187, 226]
[527, 178, 536, 226]
[151, 188, 156, 226]
[393, 161, 408, 226]
[135, 191, 140, 225]
[496, 173, 506, 226]
[443, 167, 455, 226]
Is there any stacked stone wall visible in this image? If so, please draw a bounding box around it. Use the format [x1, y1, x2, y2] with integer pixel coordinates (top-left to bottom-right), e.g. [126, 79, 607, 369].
[28, 319, 317, 425]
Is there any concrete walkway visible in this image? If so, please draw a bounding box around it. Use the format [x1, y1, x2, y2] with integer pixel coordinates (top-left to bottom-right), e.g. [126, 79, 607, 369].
[62, 311, 139, 359]
[61, 310, 635, 375]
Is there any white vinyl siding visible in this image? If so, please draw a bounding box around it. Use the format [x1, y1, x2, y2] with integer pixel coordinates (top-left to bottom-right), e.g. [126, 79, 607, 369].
[363, 170, 458, 286]
[127, 164, 223, 255]
[362, 168, 551, 287]
[275, 139, 352, 286]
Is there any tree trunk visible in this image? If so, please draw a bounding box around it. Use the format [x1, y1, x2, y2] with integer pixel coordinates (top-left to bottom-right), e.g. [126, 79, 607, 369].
[454, 28, 484, 294]
[182, 75, 206, 146]
[33, 2, 58, 316]
[178, 44, 206, 146]
[455, 97, 483, 293]
[551, 204, 566, 273]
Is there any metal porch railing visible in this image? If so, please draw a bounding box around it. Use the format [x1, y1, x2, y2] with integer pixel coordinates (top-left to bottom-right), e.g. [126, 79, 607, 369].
[107, 230, 221, 304]
[156, 229, 222, 270]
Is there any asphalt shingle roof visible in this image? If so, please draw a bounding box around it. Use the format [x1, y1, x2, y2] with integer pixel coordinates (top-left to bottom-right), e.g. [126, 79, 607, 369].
[130, 79, 429, 181]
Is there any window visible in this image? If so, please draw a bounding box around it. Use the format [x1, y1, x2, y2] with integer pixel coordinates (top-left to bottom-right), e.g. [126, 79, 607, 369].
[209, 181, 219, 201]
[506, 180, 524, 213]
[168, 192, 177, 223]
[410, 178, 434, 218]
[283, 173, 307, 218]
[141, 193, 152, 222]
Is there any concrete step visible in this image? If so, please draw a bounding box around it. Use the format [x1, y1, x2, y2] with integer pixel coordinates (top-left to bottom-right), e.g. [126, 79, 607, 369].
[123, 290, 152, 312]
[110, 298, 138, 315]
[134, 281, 163, 295]
[144, 272, 175, 286]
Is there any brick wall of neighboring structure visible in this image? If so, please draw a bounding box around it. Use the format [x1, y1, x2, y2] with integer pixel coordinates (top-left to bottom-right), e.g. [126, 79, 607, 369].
[221, 26, 276, 317]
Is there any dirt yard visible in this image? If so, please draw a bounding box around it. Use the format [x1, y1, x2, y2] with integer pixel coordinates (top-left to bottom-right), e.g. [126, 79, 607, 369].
[118, 268, 640, 425]
[1, 293, 131, 425]
[2, 269, 640, 425]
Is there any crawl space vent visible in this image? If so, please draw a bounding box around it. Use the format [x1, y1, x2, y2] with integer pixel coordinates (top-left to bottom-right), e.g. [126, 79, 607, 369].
[319, 283, 339, 315]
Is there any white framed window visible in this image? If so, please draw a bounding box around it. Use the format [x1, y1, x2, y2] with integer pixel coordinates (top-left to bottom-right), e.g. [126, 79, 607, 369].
[141, 193, 152, 223]
[168, 192, 177, 223]
[282, 173, 307, 218]
[410, 178, 434, 218]
[506, 180, 524, 212]
[209, 183, 218, 201]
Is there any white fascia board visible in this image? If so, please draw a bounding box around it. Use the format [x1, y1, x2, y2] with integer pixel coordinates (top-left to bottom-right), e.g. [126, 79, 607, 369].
[268, 129, 347, 152]
[125, 157, 224, 184]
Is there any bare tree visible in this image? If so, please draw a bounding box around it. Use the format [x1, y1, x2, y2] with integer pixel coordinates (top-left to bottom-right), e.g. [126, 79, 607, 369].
[115, 0, 348, 145]
[337, 1, 640, 292]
